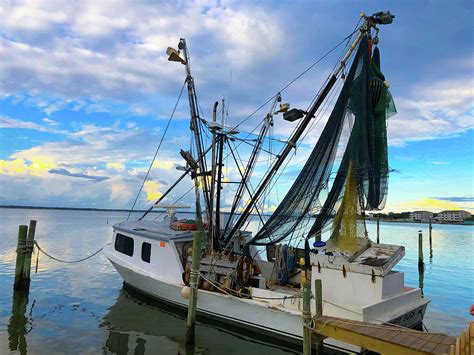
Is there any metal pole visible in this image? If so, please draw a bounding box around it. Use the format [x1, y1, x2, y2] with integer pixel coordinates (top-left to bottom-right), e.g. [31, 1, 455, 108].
[13, 225, 28, 290]
[185, 178, 205, 344]
[214, 134, 225, 247]
[180, 38, 211, 215]
[223, 94, 279, 235]
[208, 101, 219, 252]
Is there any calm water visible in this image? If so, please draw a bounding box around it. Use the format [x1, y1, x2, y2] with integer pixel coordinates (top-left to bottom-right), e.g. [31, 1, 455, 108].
[0, 208, 473, 354]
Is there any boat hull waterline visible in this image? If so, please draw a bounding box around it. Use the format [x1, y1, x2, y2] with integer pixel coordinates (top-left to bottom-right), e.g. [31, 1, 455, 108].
[104, 244, 428, 348]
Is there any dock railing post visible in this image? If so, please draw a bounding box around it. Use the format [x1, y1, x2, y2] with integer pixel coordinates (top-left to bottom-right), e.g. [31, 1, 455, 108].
[21, 220, 36, 290]
[302, 274, 311, 355]
[185, 179, 205, 345]
[314, 279, 324, 354]
[13, 225, 28, 290]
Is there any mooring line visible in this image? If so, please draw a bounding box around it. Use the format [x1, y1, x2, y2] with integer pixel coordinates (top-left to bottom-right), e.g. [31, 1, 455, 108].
[34, 241, 109, 264]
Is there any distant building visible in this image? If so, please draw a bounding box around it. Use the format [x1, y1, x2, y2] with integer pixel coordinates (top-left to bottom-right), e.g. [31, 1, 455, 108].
[409, 211, 433, 223]
[436, 210, 472, 223]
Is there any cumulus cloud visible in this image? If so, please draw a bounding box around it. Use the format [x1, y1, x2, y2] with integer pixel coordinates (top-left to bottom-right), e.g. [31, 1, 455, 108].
[0, 0, 286, 117]
[388, 77, 474, 146]
[1, 1, 472, 211]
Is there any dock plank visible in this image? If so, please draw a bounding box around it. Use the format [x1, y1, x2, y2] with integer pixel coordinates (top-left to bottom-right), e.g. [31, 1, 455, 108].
[311, 315, 457, 354]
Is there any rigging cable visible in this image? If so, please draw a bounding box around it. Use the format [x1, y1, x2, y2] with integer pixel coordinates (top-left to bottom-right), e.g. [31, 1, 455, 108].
[227, 27, 361, 134]
[126, 79, 187, 221]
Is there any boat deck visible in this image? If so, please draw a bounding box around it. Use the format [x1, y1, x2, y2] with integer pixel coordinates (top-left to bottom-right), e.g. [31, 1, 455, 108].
[114, 220, 194, 241]
[312, 315, 457, 354]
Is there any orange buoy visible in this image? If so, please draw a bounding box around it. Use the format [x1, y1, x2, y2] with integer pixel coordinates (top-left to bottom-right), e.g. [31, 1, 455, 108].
[470, 304, 474, 316]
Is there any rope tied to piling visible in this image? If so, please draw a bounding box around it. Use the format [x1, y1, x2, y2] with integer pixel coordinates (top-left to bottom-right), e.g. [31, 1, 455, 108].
[34, 241, 109, 264]
[16, 239, 35, 254]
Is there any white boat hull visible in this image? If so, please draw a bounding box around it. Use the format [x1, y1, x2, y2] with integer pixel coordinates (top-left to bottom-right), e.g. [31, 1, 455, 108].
[105, 243, 428, 352]
[106, 247, 302, 341]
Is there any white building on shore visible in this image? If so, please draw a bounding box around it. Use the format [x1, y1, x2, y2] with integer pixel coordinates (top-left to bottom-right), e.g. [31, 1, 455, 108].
[409, 211, 434, 223]
[436, 210, 471, 223]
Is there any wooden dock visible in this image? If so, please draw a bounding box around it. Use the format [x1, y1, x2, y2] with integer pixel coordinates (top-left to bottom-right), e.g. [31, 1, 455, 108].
[311, 315, 468, 354]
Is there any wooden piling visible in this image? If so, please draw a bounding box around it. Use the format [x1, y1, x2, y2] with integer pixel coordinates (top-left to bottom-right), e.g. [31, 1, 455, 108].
[376, 216, 380, 244]
[314, 279, 324, 354]
[418, 230, 424, 267]
[21, 220, 36, 289]
[302, 277, 311, 355]
[429, 219, 433, 260]
[185, 185, 205, 345]
[418, 230, 424, 296]
[13, 225, 28, 290]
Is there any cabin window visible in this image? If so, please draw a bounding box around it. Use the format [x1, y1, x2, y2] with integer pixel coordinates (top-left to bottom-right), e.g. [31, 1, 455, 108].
[141, 242, 151, 263]
[114, 233, 134, 257]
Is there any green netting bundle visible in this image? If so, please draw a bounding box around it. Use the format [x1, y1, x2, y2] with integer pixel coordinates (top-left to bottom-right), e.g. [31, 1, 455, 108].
[249, 36, 396, 248]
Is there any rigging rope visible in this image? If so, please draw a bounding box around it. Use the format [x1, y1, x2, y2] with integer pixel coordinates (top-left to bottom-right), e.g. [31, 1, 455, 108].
[228, 27, 360, 133]
[34, 240, 108, 264]
[126, 80, 187, 221]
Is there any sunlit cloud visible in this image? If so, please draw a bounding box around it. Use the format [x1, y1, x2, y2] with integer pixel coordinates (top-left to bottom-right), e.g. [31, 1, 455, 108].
[106, 162, 125, 171]
[394, 198, 474, 213]
[0, 157, 56, 177]
[143, 181, 163, 201]
[152, 160, 177, 170]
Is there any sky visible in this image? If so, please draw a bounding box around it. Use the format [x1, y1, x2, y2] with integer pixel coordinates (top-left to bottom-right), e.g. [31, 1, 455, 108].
[0, 0, 473, 213]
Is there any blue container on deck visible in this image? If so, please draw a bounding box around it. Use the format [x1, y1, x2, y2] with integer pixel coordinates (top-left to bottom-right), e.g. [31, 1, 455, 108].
[313, 241, 326, 254]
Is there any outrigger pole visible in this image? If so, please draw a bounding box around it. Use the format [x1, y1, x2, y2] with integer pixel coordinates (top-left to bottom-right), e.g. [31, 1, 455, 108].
[167, 39, 212, 219]
[223, 11, 394, 247]
[223, 93, 281, 236]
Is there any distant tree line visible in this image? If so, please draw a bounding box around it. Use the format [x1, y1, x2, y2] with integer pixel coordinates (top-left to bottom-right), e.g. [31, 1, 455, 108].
[370, 212, 411, 220]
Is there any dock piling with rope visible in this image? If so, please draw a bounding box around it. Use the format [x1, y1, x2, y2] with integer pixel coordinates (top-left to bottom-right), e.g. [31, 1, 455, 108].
[13, 220, 36, 290]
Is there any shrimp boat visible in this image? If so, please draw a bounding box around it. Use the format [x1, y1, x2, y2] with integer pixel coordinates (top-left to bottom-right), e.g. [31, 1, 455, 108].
[104, 11, 429, 352]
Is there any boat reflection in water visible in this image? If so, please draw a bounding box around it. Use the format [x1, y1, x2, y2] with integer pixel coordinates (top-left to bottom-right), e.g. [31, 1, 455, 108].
[100, 284, 323, 355]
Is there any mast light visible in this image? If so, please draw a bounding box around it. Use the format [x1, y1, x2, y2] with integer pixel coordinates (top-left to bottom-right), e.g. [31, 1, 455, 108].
[283, 108, 305, 122]
[166, 47, 187, 65]
[371, 11, 395, 25]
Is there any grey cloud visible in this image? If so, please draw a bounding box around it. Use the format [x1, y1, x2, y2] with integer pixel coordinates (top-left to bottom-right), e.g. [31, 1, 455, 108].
[431, 196, 474, 202]
[49, 168, 110, 182]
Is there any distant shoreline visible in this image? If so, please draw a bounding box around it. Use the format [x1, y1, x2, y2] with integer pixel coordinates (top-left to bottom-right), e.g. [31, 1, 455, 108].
[1, 205, 472, 225]
[366, 218, 473, 226]
[0, 205, 152, 213]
